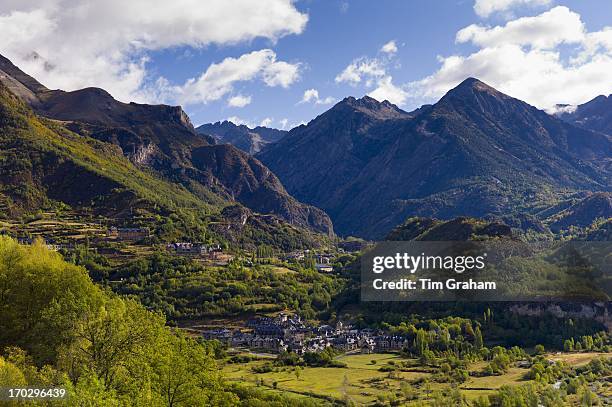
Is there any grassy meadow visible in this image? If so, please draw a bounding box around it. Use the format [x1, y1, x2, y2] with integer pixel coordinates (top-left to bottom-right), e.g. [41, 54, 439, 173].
[221, 351, 610, 405]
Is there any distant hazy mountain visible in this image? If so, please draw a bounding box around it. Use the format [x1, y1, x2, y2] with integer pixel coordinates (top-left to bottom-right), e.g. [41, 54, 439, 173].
[197, 121, 286, 154]
[557, 94, 612, 136]
[259, 78, 611, 238]
[0, 53, 333, 236]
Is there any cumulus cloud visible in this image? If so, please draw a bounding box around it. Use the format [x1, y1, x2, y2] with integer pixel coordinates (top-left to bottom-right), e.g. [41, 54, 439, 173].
[227, 94, 252, 107]
[300, 88, 336, 105]
[164, 49, 300, 105]
[335, 50, 407, 105]
[473, 0, 551, 18]
[368, 77, 408, 106]
[380, 40, 398, 55]
[260, 117, 273, 127]
[457, 6, 584, 49]
[335, 57, 386, 85]
[409, 6, 612, 110]
[0, 0, 307, 102]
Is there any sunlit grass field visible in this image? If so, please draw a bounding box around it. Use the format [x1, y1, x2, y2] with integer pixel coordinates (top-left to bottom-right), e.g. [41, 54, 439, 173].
[222, 351, 609, 405]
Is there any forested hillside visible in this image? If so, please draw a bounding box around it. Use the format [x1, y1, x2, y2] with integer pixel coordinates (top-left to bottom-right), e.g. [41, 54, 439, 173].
[0, 236, 320, 406]
[0, 81, 326, 250]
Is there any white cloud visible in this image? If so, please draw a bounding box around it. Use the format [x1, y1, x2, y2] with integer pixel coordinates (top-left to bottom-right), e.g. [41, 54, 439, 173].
[457, 6, 584, 49]
[227, 116, 253, 127]
[279, 118, 289, 129]
[301, 89, 319, 103]
[0, 0, 307, 102]
[335, 57, 386, 85]
[335, 49, 408, 106]
[410, 6, 612, 110]
[380, 40, 398, 55]
[227, 94, 252, 108]
[262, 60, 300, 87]
[300, 88, 336, 105]
[260, 117, 273, 127]
[368, 76, 408, 106]
[166, 49, 300, 105]
[473, 0, 551, 18]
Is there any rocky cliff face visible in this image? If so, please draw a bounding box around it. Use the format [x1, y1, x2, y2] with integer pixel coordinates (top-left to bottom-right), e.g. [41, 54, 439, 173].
[510, 303, 612, 333]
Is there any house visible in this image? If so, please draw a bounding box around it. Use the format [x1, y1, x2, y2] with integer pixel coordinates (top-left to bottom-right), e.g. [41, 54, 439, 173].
[315, 264, 334, 273]
[516, 360, 531, 368]
[231, 332, 254, 347]
[318, 325, 336, 337]
[250, 337, 286, 352]
[375, 336, 408, 352]
[360, 337, 376, 354]
[254, 323, 284, 338]
[202, 329, 233, 346]
[286, 339, 307, 355]
[46, 243, 66, 251]
[285, 251, 305, 261]
[305, 337, 331, 352]
[331, 336, 359, 352]
[166, 242, 208, 256]
[315, 254, 334, 264]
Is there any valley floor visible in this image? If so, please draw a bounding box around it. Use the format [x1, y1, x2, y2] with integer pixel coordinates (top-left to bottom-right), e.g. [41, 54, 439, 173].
[221, 352, 611, 406]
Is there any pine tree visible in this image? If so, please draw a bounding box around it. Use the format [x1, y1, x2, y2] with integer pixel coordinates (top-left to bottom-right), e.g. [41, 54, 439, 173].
[474, 326, 484, 350]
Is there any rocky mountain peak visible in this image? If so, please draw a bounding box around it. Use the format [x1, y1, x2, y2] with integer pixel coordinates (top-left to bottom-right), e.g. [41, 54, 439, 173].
[0, 53, 49, 95]
[333, 95, 410, 120]
[440, 77, 509, 104]
[557, 93, 612, 135]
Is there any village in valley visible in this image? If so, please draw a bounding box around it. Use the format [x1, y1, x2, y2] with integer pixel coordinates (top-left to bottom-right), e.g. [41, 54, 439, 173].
[0, 210, 431, 358]
[202, 312, 405, 355]
[3, 211, 611, 405]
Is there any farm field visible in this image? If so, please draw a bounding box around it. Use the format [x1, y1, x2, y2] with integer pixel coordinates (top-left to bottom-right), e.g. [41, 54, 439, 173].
[548, 351, 610, 366]
[221, 351, 610, 405]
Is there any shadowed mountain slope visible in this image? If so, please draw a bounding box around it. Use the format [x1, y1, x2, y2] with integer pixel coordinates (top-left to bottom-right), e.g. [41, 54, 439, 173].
[558, 94, 612, 136]
[259, 78, 611, 238]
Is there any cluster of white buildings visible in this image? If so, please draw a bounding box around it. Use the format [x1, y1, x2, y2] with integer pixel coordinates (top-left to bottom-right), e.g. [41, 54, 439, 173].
[284, 250, 335, 272]
[165, 242, 222, 257]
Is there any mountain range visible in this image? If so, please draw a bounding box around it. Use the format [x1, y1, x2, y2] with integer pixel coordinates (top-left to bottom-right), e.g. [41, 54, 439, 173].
[258, 78, 611, 238]
[557, 94, 612, 139]
[0, 53, 333, 237]
[196, 121, 286, 154]
[2, 51, 610, 241]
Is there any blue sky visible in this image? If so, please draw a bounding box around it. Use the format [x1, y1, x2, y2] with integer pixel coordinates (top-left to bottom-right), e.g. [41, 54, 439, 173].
[1, 0, 612, 128]
[150, 1, 480, 127]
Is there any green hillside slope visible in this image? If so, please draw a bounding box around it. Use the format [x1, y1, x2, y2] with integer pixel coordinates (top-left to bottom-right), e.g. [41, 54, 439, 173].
[0, 83, 324, 249]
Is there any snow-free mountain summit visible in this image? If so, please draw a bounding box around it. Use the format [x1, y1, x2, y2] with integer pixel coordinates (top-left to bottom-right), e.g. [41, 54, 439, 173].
[258, 78, 611, 238]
